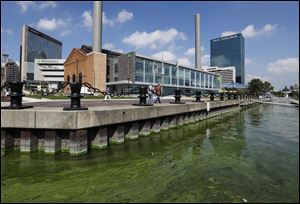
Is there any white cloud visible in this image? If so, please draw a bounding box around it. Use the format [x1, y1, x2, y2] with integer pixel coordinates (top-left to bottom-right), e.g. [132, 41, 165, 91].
[81, 11, 114, 30]
[60, 30, 72, 37]
[152, 51, 177, 63]
[221, 24, 277, 38]
[123, 28, 186, 50]
[117, 9, 133, 23]
[184, 48, 195, 56]
[103, 43, 124, 53]
[221, 31, 237, 37]
[37, 17, 69, 31]
[245, 58, 253, 64]
[16, 1, 56, 13]
[201, 54, 210, 67]
[267, 57, 299, 74]
[184, 47, 205, 56]
[82, 11, 93, 30]
[16, 1, 34, 13]
[1, 28, 13, 35]
[38, 1, 56, 9]
[103, 12, 114, 27]
[178, 57, 192, 67]
[246, 74, 270, 83]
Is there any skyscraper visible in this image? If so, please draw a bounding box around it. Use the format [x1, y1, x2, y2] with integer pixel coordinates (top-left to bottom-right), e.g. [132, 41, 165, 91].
[210, 33, 245, 84]
[20, 25, 62, 81]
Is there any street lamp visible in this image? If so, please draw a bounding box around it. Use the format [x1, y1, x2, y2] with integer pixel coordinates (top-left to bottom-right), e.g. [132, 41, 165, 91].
[127, 53, 132, 96]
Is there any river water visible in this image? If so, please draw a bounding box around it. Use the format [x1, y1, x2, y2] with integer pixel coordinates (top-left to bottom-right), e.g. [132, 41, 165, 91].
[1, 104, 299, 203]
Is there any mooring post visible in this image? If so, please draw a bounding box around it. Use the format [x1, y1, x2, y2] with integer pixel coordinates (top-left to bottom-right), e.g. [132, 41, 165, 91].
[63, 82, 88, 111]
[170, 90, 185, 104]
[1, 81, 33, 109]
[133, 86, 153, 106]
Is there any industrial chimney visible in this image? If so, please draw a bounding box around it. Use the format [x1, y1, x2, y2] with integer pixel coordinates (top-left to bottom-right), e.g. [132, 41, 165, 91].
[195, 14, 201, 69]
[93, 1, 103, 52]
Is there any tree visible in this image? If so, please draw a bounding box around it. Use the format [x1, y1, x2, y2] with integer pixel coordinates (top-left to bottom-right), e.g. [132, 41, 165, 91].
[248, 79, 274, 96]
[263, 81, 274, 92]
[248, 78, 264, 96]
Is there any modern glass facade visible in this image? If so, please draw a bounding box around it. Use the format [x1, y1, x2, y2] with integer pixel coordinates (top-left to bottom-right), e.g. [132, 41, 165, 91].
[210, 33, 245, 84]
[21, 25, 62, 81]
[130, 54, 221, 95]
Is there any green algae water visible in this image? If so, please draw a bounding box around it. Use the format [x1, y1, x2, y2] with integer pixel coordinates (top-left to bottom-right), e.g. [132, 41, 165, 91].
[1, 104, 299, 203]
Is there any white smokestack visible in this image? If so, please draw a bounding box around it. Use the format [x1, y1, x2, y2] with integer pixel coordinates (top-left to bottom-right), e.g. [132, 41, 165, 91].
[93, 1, 103, 52]
[195, 14, 201, 69]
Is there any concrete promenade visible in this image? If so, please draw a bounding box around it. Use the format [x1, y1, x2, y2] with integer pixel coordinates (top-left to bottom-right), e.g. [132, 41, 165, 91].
[1, 99, 252, 156]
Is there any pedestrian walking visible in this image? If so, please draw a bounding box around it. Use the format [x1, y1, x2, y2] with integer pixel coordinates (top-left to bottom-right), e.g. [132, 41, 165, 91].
[147, 84, 154, 104]
[104, 86, 111, 101]
[154, 84, 162, 104]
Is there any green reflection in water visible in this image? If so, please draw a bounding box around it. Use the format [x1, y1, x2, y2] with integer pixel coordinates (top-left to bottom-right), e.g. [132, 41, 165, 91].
[1, 105, 299, 203]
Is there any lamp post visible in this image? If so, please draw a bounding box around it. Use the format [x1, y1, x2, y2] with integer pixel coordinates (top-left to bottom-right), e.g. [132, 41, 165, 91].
[127, 53, 131, 96]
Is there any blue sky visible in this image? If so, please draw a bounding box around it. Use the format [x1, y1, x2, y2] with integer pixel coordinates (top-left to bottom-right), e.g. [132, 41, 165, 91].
[1, 1, 299, 89]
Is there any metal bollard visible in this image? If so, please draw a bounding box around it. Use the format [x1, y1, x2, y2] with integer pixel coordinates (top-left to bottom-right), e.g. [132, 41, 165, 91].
[210, 91, 215, 101]
[170, 90, 185, 104]
[193, 91, 201, 102]
[220, 92, 224, 101]
[233, 93, 238, 100]
[63, 82, 88, 110]
[1, 81, 33, 109]
[133, 86, 153, 106]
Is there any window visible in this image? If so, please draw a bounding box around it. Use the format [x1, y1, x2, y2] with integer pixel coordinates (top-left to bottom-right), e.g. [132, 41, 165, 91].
[179, 67, 184, 86]
[185, 69, 190, 87]
[171, 66, 177, 85]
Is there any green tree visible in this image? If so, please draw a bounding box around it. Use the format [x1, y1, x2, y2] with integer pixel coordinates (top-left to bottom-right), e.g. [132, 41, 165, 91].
[263, 81, 274, 92]
[247, 78, 264, 96]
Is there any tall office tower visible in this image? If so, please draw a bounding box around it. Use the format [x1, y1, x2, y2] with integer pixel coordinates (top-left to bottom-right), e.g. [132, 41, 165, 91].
[20, 25, 62, 81]
[210, 33, 245, 84]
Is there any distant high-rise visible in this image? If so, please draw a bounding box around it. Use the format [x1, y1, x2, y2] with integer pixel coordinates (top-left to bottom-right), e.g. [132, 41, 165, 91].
[20, 25, 62, 81]
[210, 33, 245, 84]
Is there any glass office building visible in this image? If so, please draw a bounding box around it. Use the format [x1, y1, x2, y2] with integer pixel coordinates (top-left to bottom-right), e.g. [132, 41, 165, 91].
[210, 33, 245, 84]
[20, 25, 62, 81]
[107, 52, 221, 96]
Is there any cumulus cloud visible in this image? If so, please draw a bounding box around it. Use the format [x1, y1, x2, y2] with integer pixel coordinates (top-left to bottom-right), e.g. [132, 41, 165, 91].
[152, 51, 177, 63]
[81, 9, 133, 30]
[16, 1, 34, 12]
[16, 1, 56, 13]
[1, 28, 13, 35]
[117, 9, 133, 23]
[178, 57, 192, 67]
[221, 24, 277, 38]
[201, 54, 210, 67]
[82, 11, 93, 30]
[60, 30, 72, 37]
[37, 17, 70, 31]
[184, 48, 195, 56]
[123, 28, 186, 50]
[103, 12, 114, 27]
[103, 43, 124, 52]
[245, 58, 253, 64]
[267, 57, 299, 74]
[246, 74, 270, 83]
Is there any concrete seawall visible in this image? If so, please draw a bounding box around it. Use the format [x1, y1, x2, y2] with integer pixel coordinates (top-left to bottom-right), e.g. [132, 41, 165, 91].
[1, 100, 253, 156]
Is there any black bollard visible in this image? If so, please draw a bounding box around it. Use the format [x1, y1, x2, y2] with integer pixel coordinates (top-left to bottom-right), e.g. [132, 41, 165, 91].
[63, 82, 88, 110]
[210, 91, 215, 101]
[227, 92, 231, 100]
[193, 91, 202, 102]
[133, 86, 153, 106]
[170, 90, 185, 104]
[233, 93, 238, 100]
[220, 92, 224, 101]
[1, 81, 33, 109]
